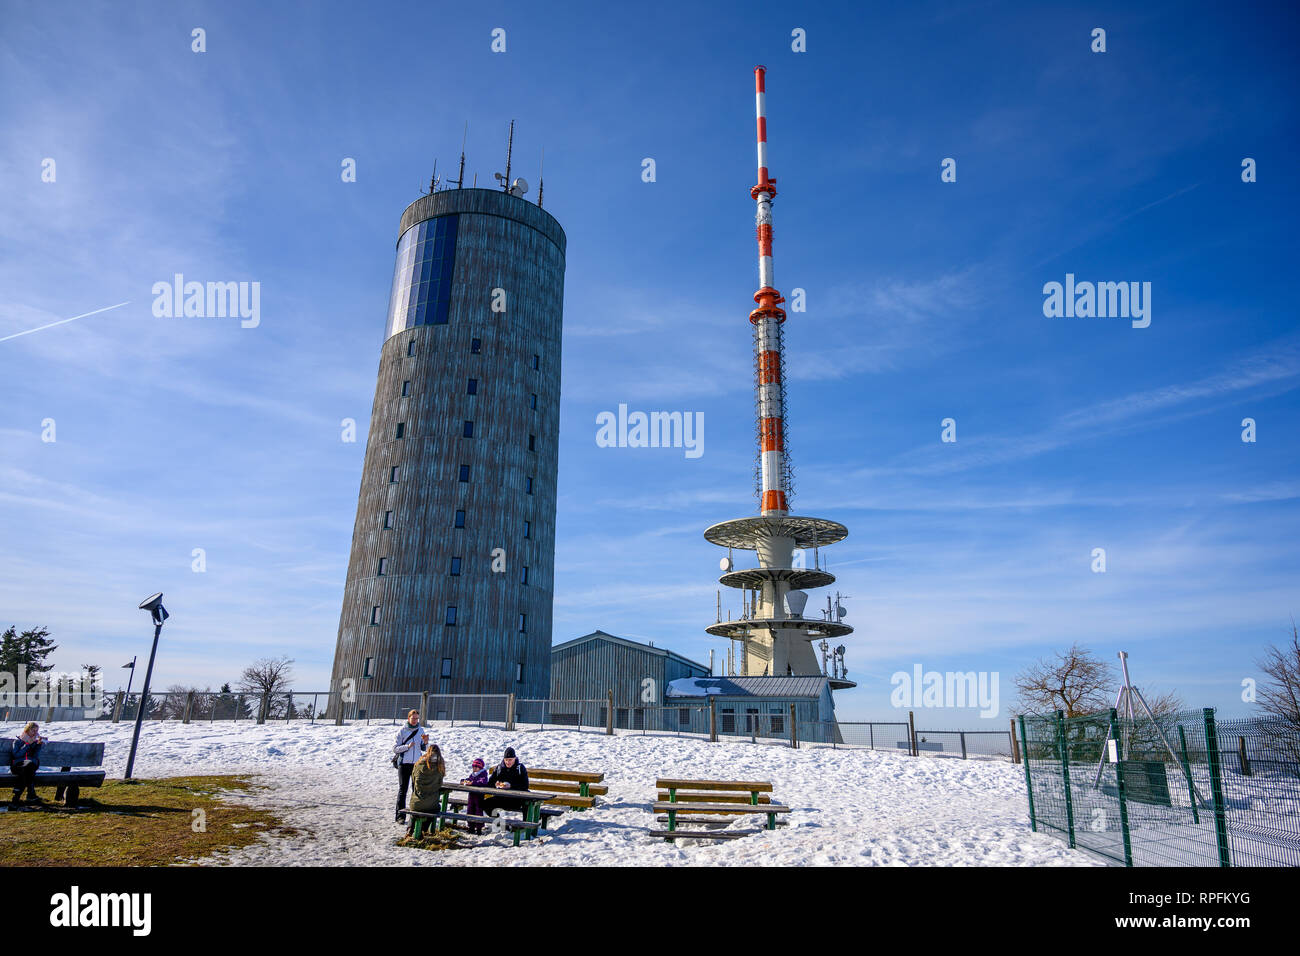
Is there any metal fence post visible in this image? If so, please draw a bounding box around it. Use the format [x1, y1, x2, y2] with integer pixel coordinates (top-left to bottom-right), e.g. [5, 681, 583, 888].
[1109, 708, 1133, 866]
[506, 693, 515, 731]
[183, 691, 194, 724]
[334, 691, 344, 726]
[112, 691, 123, 723]
[1055, 710, 1076, 848]
[258, 691, 270, 725]
[1237, 737, 1251, 776]
[1175, 724, 1199, 825]
[959, 731, 967, 760]
[867, 722, 872, 751]
[419, 692, 428, 727]
[1202, 708, 1232, 867]
[908, 711, 917, 756]
[790, 703, 797, 748]
[709, 697, 717, 743]
[1018, 715, 1037, 832]
[607, 690, 614, 735]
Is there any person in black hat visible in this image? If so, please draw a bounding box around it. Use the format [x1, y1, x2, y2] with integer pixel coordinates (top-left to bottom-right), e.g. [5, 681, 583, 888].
[480, 746, 530, 817]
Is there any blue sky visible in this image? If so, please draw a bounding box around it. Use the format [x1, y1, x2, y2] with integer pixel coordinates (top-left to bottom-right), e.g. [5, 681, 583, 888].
[1, 0, 1297, 725]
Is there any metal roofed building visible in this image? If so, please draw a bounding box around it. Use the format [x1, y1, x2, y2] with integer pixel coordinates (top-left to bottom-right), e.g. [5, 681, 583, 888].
[548, 631, 710, 728]
[665, 674, 841, 742]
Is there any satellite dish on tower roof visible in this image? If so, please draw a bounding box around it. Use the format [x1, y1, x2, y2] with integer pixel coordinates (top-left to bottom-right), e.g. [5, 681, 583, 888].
[510, 177, 529, 197]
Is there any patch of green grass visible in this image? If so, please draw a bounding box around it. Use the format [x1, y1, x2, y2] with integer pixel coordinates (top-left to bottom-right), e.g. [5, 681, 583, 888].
[0, 775, 298, 867]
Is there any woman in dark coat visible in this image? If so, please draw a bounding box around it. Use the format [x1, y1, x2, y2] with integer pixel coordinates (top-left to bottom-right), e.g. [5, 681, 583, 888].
[406, 744, 446, 835]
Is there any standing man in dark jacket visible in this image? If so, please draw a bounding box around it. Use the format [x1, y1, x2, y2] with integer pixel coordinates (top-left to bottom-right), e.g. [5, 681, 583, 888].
[480, 747, 530, 816]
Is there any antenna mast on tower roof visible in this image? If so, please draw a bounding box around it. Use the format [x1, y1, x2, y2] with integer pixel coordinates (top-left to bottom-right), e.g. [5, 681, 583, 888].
[455, 122, 467, 189]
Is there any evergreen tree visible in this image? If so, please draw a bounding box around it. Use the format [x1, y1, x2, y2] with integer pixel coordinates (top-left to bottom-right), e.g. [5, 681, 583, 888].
[0, 625, 58, 676]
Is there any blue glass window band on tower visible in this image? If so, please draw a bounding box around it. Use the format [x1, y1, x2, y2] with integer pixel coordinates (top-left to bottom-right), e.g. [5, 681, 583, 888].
[385, 214, 459, 338]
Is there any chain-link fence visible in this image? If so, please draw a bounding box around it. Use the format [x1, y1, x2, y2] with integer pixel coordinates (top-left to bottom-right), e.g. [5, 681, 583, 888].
[1019, 708, 1300, 867]
[796, 720, 1015, 758]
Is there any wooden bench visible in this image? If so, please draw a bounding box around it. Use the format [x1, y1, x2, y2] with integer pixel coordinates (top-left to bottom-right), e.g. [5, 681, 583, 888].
[398, 809, 541, 848]
[1, 742, 105, 808]
[656, 791, 772, 805]
[648, 828, 763, 841]
[656, 777, 773, 805]
[443, 794, 565, 828]
[648, 777, 789, 842]
[652, 801, 790, 832]
[527, 768, 606, 810]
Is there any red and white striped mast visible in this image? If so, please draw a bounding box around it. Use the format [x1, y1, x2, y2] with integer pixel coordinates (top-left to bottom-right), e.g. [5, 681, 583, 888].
[751, 65, 789, 517]
[703, 66, 853, 688]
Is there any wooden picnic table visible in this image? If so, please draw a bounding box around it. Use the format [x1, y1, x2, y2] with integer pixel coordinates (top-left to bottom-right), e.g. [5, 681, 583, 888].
[436, 783, 560, 840]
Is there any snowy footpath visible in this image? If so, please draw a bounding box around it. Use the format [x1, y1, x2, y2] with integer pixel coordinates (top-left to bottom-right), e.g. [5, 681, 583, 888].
[3, 720, 1101, 867]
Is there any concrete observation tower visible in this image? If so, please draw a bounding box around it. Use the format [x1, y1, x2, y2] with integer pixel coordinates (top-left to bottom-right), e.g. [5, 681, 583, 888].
[330, 129, 565, 704]
[705, 67, 855, 688]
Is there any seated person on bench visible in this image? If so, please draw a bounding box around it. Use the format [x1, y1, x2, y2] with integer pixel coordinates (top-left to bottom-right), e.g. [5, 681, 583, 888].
[480, 747, 529, 817]
[9, 722, 46, 808]
[407, 744, 445, 836]
[460, 757, 489, 834]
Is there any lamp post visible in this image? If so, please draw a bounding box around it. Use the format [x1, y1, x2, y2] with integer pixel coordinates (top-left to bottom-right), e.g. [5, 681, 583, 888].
[121, 656, 137, 699]
[124, 593, 169, 781]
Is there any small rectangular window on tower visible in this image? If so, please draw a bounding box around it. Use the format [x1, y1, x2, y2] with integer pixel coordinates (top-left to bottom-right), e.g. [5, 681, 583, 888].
[454, 509, 465, 528]
[528, 434, 535, 452]
[458, 464, 470, 482]
[401, 380, 411, 397]
[450, 556, 461, 576]
[521, 566, 528, 585]
[523, 520, 530, 539]
[377, 557, 388, 576]
[518, 612, 527, 633]
[363, 657, 374, 679]
[395, 422, 405, 439]
[530, 393, 537, 410]
[463, 421, 474, 438]
[470, 338, 481, 354]
[532, 354, 540, 370]
[467, 378, 477, 395]
[370, 605, 381, 625]
[389, 465, 399, 483]
[525, 476, 533, 495]
[440, 658, 453, 679]
[445, 605, 457, 626]
[515, 662, 523, 682]
[407, 339, 416, 356]
[383, 510, 393, 529]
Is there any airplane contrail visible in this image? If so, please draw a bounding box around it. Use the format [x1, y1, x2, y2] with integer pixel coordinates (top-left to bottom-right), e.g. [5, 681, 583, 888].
[0, 300, 131, 343]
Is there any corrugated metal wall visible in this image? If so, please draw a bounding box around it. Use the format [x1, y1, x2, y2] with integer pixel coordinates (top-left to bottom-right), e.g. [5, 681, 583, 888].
[549, 637, 710, 707]
[329, 189, 565, 698]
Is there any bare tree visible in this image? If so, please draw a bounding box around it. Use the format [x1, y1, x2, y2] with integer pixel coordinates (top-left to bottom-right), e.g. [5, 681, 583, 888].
[238, 657, 295, 718]
[1014, 643, 1115, 718]
[238, 657, 295, 696]
[1256, 621, 1300, 729]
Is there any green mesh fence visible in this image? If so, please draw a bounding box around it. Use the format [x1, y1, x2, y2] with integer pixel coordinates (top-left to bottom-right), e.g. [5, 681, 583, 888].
[1020, 708, 1300, 867]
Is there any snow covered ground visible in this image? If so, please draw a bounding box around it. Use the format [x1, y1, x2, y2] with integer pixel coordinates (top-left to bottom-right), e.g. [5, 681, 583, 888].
[2, 719, 1100, 867]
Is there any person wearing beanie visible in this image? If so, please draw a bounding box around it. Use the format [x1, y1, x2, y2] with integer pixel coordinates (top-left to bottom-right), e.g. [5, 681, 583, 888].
[460, 757, 490, 834]
[481, 746, 530, 818]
